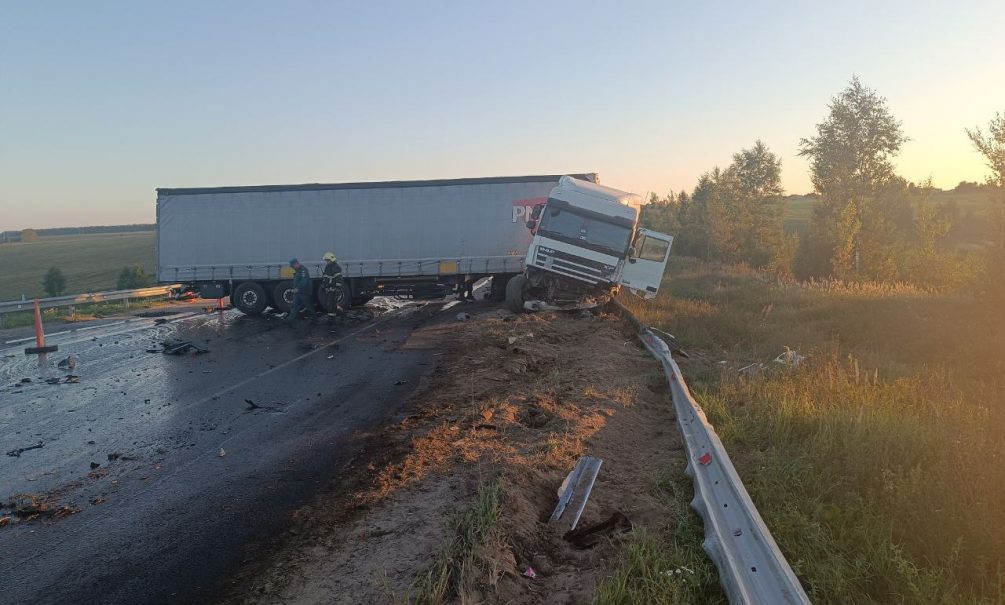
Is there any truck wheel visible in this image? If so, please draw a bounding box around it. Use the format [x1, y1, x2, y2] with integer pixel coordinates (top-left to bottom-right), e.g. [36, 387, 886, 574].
[271, 281, 295, 312]
[505, 274, 527, 313]
[490, 274, 514, 303]
[232, 282, 267, 315]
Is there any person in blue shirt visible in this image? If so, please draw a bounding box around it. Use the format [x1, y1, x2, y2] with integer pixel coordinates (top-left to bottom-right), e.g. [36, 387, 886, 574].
[285, 258, 315, 326]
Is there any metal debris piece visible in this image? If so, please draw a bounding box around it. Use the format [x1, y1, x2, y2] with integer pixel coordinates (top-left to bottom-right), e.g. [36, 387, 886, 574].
[773, 347, 806, 368]
[649, 327, 689, 358]
[157, 339, 209, 355]
[6, 442, 44, 457]
[549, 455, 603, 531]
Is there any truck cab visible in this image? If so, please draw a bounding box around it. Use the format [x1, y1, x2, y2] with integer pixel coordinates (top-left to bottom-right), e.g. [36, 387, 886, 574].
[508, 176, 673, 311]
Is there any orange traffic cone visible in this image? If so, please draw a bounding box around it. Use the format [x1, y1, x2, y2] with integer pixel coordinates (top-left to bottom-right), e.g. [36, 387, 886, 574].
[25, 299, 58, 355]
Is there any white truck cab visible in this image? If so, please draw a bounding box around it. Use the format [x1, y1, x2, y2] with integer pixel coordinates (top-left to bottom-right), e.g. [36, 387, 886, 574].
[506, 176, 673, 311]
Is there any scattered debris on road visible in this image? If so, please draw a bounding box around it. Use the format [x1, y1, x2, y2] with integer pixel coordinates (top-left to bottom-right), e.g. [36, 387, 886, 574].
[4, 493, 79, 522]
[6, 442, 44, 458]
[105, 452, 137, 462]
[57, 354, 77, 370]
[243, 398, 287, 413]
[218, 448, 226, 458]
[148, 339, 209, 355]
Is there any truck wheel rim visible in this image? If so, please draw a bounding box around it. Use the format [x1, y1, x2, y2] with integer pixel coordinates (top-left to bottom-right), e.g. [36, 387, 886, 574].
[241, 291, 259, 307]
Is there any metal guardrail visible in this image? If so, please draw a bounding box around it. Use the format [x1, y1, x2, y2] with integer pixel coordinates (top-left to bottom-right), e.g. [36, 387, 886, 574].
[616, 300, 811, 605]
[0, 285, 181, 328]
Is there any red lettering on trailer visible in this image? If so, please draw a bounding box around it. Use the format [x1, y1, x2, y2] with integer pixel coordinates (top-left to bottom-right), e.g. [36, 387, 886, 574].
[511, 197, 547, 223]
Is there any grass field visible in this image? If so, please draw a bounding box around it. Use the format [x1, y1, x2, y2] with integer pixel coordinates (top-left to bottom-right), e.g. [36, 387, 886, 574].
[784, 191, 997, 247]
[783, 190, 993, 222]
[0, 232, 155, 300]
[622, 257, 1005, 604]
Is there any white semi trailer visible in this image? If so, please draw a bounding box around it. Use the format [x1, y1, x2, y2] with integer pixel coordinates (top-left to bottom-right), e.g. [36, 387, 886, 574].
[155, 174, 598, 314]
[505, 176, 674, 312]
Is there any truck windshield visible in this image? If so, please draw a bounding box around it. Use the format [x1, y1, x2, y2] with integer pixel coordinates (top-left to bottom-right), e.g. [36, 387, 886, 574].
[537, 206, 632, 256]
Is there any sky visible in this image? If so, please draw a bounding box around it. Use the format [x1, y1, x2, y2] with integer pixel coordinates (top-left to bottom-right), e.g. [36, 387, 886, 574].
[1, 0, 1003, 230]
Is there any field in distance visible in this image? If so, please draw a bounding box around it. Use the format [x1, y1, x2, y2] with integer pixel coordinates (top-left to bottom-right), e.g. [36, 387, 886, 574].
[783, 190, 995, 248]
[0, 231, 155, 300]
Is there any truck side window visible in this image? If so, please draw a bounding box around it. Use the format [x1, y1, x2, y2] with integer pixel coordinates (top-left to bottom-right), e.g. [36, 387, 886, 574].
[638, 236, 670, 262]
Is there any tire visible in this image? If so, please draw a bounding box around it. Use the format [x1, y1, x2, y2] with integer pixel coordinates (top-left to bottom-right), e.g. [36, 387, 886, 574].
[505, 274, 527, 313]
[490, 274, 514, 303]
[232, 281, 268, 315]
[271, 281, 296, 312]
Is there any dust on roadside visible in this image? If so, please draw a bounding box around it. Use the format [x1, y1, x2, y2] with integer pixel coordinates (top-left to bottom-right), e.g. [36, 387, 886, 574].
[225, 304, 683, 605]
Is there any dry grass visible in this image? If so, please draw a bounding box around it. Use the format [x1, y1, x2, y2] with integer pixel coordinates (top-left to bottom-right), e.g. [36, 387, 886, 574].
[623, 256, 1005, 604]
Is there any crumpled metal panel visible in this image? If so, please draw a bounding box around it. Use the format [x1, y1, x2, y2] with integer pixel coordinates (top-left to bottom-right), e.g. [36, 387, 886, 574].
[616, 301, 811, 605]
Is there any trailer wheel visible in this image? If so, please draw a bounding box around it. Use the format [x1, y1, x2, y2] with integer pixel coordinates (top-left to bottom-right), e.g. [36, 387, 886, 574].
[232, 282, 268, 315]
[490, 274, 514, 303]
[271, 281, 295, 312]
[505, 274, 527, 313]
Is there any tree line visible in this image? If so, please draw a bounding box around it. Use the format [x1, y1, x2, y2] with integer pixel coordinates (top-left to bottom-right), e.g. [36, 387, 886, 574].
[42, 265, 153, 297]
[642, 77, 1004, 295]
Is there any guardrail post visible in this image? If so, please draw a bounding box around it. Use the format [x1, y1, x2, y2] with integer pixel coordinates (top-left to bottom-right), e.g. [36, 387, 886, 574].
[124, 297, 130, 309]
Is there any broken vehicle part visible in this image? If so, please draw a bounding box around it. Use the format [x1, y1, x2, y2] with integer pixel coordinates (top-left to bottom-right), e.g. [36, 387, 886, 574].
[549, 455, 603, 531]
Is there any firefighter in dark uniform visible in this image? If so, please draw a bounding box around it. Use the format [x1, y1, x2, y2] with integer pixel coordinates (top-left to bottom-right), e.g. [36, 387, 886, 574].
[285, 258, 315, 326]
[321, 252, 345, 322]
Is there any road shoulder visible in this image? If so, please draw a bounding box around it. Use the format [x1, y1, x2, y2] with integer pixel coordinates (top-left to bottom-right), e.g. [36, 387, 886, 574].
[220, 305, 685, 604]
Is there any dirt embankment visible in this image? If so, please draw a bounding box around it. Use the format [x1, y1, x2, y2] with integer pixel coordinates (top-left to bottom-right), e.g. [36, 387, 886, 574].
[223, 304, 682, 605]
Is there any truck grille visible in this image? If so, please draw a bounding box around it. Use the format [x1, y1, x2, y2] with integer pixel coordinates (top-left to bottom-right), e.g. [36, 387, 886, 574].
[533, 247, 613, 284]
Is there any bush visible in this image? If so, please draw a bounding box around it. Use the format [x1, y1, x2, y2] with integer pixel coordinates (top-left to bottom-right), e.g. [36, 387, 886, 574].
[42, 266, 67, 297]
[116, 265, 151, 289]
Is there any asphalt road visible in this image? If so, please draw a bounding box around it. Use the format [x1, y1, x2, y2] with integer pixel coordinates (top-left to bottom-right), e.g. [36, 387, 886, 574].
[0, 300, 449, 604]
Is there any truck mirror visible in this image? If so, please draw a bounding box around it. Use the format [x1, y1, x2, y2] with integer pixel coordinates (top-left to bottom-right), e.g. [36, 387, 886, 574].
[526, 220, 537, 230]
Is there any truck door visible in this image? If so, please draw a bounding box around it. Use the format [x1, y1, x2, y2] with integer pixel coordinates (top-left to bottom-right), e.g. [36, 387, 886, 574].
[619, 229, 673, 298]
